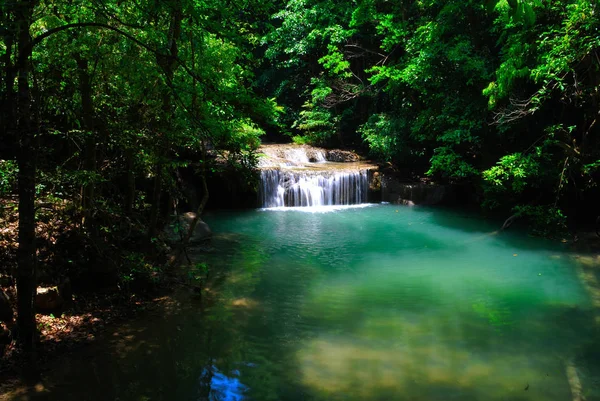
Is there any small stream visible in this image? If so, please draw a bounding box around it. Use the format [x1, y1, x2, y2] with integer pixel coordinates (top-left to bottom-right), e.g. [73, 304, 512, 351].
[5, 205, 600, 401]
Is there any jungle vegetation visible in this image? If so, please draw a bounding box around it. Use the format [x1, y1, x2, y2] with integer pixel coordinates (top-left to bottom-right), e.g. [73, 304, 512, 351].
[0, 0, 598, 356]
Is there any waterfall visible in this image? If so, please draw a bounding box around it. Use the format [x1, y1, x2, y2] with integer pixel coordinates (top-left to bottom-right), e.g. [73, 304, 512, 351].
[258, 145, 328, 167]
[281, 148, 326, 164]
[257, 144, 374, 208]
[259, 169, 369, 208]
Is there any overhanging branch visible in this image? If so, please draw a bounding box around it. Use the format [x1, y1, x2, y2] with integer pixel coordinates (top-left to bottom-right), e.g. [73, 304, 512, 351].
[27, 22, 215, 93]
[31, 22, 154, 54]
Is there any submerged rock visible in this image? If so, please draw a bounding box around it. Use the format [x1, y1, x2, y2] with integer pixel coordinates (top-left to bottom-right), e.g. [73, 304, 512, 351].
[397, 199, 416, 206]
[165, 212, 212, 244]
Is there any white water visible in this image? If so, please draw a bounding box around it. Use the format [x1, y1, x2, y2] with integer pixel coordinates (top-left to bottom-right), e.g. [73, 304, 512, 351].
[260, 204, 375, 213]
[259, 169, 369, 208]
[258, 145, 372, 208]
[281, 147, 327, 164]
[258, 145, 327, 167]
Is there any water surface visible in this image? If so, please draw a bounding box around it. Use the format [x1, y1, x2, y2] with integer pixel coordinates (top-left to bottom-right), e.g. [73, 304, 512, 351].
[8, 205, 600, 401]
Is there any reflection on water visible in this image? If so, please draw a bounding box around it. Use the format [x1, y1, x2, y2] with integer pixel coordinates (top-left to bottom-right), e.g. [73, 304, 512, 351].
[198, 365, 247, 401]
[4, 204, 600, 401]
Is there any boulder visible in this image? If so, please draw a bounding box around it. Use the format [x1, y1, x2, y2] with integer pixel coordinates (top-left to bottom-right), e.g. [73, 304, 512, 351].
[382, 176, 452, 206]
[326, 149, 360, 162]
[165, 212, 212, 245]
[35, 288, 64, 313]
[397, 199, 416, 206]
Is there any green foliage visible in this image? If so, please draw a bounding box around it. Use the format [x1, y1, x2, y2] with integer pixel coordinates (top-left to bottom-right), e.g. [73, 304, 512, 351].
[258, 0, 600, 234]
[319, 45, 352, 78]
[292, 103, 339, 145]
[0, 0, 597, 300]
[583, 160, 600, 177]
[121, 252, 163, 287]
[513, 205, 567, 237]
[358, 114, 398, 162]
[188, 262, 210, 285]
[483, 151, 544, 194]
[291, 135, 310, 145]
[0, 160, 18, 196]
[428, 147, 479, 179]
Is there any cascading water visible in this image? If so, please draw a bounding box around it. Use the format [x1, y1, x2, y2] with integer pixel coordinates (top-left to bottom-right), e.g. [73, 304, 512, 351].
[258, 145, 328, 167]
[259, 169, 369, 208]
[258, 145, 372, 208]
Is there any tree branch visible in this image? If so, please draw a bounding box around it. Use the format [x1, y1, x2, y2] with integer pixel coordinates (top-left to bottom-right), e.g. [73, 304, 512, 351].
[31, 22, 153, 54]
[27, 21, 216, 94]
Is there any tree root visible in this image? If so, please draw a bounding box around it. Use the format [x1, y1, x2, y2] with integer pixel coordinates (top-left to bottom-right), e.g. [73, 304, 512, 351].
[501, 214, 518, 231]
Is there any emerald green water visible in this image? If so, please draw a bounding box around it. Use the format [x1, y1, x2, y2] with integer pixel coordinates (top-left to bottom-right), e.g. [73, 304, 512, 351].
[8, 205, 600, 401]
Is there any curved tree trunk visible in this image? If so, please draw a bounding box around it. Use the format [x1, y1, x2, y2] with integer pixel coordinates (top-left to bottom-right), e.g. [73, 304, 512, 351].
[500, 214, 518, 231]
[75, 55, 97, 231]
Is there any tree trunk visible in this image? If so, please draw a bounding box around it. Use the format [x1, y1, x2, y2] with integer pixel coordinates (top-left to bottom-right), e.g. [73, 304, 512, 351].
[124, 148, 135, 216]
[75, 56, 97, 230]
[148, 161, 162, 239]
[1, 10, 16, 159]
[183, 166, 209, 245]
[168, 143, 209, 268]
[15, 0, 38, 355]
[149, 1, 182, 240]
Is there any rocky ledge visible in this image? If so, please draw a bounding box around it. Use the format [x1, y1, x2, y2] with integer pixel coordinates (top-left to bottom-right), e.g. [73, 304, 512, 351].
[258, 144, 362, 165]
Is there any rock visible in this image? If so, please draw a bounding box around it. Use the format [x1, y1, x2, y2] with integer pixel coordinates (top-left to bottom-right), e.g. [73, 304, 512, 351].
[326, 149, 360, 162]
[165, 212, 212, 245]
[35, 288, 64, 313]
[0, 290, 13, 324]
[369, 171, 381, 191]
[397, 199, 415, 206]
[381, 176, 452, 205]
[191, 220, 212, 244]
[258, 144, 363, 164]
[258, 144, 329, 166]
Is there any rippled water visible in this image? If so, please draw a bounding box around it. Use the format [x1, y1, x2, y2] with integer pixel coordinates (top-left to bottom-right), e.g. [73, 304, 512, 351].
[8, 205, 600, 401]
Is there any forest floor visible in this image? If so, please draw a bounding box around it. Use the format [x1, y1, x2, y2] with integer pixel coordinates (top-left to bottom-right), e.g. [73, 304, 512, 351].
[0, 271, 213, 399]
[0, 197, 202, 394]
[0, 286, 174, 392]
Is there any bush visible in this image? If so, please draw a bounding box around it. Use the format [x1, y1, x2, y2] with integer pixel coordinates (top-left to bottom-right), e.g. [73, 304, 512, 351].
[0, 160, 18, 196]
